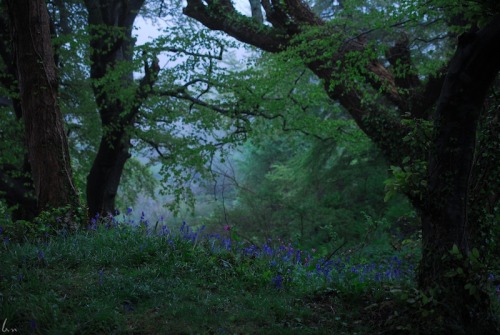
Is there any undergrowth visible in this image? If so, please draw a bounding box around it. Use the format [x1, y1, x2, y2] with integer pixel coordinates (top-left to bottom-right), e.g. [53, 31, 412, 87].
[0, 211, 497, 334]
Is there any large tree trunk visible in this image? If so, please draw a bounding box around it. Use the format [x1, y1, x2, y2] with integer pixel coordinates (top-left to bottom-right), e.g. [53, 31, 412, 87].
[7, 0, 79, 219]
[86, 121, 131, 216]
[84, 0, 146, 217]
[419, 17, 500, 333]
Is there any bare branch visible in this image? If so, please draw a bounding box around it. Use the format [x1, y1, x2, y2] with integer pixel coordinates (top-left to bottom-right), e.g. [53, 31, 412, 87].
[141, 138, 172, 160]
[162, 46, 223, 60]
[248, 0, 263, 23]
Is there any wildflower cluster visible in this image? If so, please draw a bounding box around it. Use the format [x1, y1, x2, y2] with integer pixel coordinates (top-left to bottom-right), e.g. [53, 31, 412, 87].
[91, 210, 417, 290]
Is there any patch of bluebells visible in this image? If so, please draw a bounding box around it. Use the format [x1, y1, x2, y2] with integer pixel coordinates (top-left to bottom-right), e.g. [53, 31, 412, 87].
[164, 221, 416, 289]
[81, 211, 499, 296]
[174, 222, 415, 288]
[82, 210, 417, 289]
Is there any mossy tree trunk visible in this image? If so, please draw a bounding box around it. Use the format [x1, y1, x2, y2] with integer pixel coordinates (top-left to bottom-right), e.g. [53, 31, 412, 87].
[419, 18, 500, 332]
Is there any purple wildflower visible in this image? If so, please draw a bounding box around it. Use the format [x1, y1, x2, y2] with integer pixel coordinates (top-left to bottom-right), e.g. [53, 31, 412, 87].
[272, 274, 284, 289]
[98, 269, 104, 286]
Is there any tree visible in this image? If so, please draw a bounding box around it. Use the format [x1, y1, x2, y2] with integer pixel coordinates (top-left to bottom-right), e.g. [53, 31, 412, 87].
[81, 0, 231, 217]
[182, 0, 500, 331]
[82, 0, 154, 217]
[5, 0, 80, 221]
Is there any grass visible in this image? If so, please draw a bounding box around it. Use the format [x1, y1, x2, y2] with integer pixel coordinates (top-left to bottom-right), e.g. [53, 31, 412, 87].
[0, 213, 497, 334]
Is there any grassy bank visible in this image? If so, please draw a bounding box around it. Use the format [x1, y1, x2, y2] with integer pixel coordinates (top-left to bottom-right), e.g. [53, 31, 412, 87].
[0, 215, 497, 334]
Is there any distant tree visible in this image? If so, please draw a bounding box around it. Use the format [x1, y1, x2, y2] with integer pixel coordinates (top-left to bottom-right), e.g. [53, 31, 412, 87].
[182, 0, 500, 332]
[5, 0, 80, 221]
[80, 0, 233, 217]
[219, 129, 410, 252]
[81, 0, 152, 217]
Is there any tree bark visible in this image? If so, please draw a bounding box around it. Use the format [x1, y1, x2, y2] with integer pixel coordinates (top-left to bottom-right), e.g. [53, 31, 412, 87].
[248, 0, 263, 23]
[6, 0, 79, 217]
[419, 16, 500, 332]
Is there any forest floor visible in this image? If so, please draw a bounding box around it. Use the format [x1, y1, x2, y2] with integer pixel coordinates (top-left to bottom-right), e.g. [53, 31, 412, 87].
[1, 221, 498, 334]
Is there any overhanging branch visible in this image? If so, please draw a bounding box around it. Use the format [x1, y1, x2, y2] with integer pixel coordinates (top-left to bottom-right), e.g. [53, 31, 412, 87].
[183, 0, 290, 52]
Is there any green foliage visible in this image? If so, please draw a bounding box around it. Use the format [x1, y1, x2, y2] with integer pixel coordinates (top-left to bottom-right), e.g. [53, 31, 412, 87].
[0, 108, 24, 167]
[384, 118, 432, 201]
[116, 158, 158, 210]
[410, 244, 500, 333]
[207, 126, 415, 255]
[0, 205, 88, 243]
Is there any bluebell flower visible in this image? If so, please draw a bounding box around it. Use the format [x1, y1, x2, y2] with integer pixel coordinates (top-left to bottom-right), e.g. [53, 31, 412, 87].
[223, 238, 232, 250]
[160, 225, 170, 236]
[98, 269, 104, 286]
[272, 274, 284, 289]
[88, 222, 97, 231]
